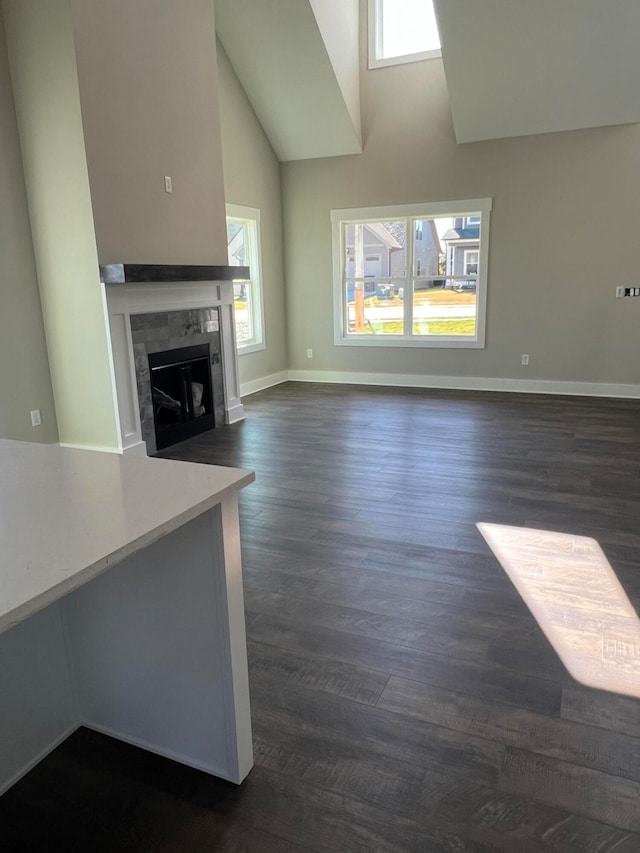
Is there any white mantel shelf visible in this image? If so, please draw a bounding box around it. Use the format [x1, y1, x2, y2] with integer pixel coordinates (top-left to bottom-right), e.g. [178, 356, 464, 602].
[0, 440, 255, 793]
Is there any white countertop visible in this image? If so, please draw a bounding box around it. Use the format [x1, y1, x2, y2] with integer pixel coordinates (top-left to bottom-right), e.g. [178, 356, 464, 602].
[0, 440, 254, 635]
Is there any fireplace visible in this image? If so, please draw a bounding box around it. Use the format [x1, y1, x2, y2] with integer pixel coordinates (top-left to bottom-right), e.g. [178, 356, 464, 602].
[103, 267, 247, 456]
[149, 343, 215, 450]
[129, 308, 226, 454]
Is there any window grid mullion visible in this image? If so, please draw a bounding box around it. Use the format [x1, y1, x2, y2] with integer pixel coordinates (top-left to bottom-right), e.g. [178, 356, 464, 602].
[405, 218, 413, 338]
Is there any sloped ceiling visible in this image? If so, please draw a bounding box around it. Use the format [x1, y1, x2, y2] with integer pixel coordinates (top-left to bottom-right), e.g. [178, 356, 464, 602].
[214, 0, 361, 162]
[434, 0, 640, 143]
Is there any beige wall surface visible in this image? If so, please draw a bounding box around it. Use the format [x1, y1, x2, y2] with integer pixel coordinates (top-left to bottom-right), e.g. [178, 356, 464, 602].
[0, 6, 57, 442]
[3, 0, 121, 450]
[217, 43, 287, 385]
[282, 7, 640, 385]
[71, 0, 228, 265]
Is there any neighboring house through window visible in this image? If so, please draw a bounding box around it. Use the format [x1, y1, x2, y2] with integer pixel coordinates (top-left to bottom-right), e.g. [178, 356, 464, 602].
[331, 199, 491, 348]
[226, 204, 265, 353]
[368, 0, 441, 69]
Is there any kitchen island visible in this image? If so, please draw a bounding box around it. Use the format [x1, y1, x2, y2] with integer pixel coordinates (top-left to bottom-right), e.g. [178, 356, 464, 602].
[0, 440, 254, 794]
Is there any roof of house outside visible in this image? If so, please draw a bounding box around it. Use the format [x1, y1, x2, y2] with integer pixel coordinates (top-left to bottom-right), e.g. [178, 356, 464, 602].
[441, 225, 479, 242]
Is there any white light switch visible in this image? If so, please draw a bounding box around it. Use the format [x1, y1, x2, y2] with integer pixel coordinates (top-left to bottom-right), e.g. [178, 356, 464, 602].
[164, 176, 173, 193]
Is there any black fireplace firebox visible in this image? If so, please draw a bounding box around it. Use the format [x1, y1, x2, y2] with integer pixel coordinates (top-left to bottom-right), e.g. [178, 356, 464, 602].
[148, 343, 214, 451]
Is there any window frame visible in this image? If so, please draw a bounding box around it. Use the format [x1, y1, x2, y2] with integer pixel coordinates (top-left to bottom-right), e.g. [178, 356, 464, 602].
[331, 198, 492, 349]
[464, 248, 479, 276]
[368, 0, 442, 70]
[226, 204, 266, 355]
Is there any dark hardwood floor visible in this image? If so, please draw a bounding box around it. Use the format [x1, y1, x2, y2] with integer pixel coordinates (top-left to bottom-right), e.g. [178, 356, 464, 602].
[4, 382, 640, 851]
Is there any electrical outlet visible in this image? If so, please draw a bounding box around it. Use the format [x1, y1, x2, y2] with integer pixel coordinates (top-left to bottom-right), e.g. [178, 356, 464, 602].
[521, 354, 529, 366]
[30, 409, 42, 427]
[164, 176, 173, 193]
[306, 348, 313, 358]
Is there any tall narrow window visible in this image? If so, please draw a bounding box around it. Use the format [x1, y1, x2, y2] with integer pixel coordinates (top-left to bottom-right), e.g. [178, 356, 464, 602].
[226, 205, 265, 353]
[369, 0, 441, 69]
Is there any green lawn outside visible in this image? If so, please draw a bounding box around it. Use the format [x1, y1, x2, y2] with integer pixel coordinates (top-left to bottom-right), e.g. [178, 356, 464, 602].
[364, 319, 475, 336]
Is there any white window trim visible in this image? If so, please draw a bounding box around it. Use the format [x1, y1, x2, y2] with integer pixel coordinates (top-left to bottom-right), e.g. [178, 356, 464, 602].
[331, 199, 492, 349]
[226, 203, 266, 355]
[368, 0, 442, 70]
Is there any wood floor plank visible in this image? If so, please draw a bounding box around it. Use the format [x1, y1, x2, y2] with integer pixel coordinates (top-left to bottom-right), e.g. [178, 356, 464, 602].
[413, 765, 640, 853]
[561, 685, 640, 738]
[377, 675, 640, 782]
[499, 748, 640, 833]
[250, 673, 505, 787]
[249, 612, 563, 715]
[244, 587, 492, 664]
[244, 563, 534, 638]
[216, 765, 495, 853]
[247, 640, 389, 706]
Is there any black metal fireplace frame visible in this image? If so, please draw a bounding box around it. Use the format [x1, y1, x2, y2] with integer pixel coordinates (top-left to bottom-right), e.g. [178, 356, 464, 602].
[148, 343, 215, 451]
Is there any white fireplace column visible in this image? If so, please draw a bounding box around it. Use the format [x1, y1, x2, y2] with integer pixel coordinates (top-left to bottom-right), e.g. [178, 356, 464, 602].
[103, 270, 246, 455]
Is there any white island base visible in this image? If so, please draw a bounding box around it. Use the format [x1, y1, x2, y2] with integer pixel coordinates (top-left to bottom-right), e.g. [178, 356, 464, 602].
[0, 442, 255, 794]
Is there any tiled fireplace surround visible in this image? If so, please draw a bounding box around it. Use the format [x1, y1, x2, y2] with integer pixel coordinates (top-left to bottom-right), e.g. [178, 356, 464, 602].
[105, 278, 244, 455]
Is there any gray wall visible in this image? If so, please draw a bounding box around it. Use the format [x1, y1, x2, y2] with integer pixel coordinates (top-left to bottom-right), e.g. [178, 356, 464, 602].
[217, 42, 288, 386]
[0, 6, 57, 442]
[282, 1, 640, 385]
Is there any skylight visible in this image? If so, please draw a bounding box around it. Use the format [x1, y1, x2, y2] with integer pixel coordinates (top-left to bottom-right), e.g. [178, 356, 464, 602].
[369, 0, 441, 69]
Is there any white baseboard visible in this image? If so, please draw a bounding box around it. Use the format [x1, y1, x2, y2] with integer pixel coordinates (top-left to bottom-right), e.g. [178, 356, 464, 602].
[81, 720, 238, 785]
[0, 722, 78, 796]
[240, 371, 289, 398]
[59, 441, 124, 453]
[225, 402, 245, 424]
[286, 370, 640, 399]
[122, 441, 147, 456]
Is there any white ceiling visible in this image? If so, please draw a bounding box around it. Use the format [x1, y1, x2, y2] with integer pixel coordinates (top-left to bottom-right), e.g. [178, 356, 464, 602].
[434, 0, 640, 143]
[215, 0, 361, 162]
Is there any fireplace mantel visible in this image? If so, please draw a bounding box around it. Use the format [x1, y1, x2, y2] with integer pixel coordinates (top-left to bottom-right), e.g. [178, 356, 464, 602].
[100, 264, 250, 285]
[104, 278, 244, 455]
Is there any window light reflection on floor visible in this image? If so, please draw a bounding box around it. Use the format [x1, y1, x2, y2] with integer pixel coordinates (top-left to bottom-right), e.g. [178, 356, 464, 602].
[477, 523, 640, 699]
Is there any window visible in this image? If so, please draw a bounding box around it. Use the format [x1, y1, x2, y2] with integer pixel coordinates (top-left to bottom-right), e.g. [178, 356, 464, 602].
[331, 199, 491, 348]
[464, 215, 481, 227]
[368, 0, 441, 69]
[464, 250, 479, 276]
[226, 205, 265, 353]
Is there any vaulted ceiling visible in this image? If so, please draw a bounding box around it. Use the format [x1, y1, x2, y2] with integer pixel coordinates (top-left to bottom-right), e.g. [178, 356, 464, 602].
[215, 0, 361, 162]
[216, 0, 640, 159]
